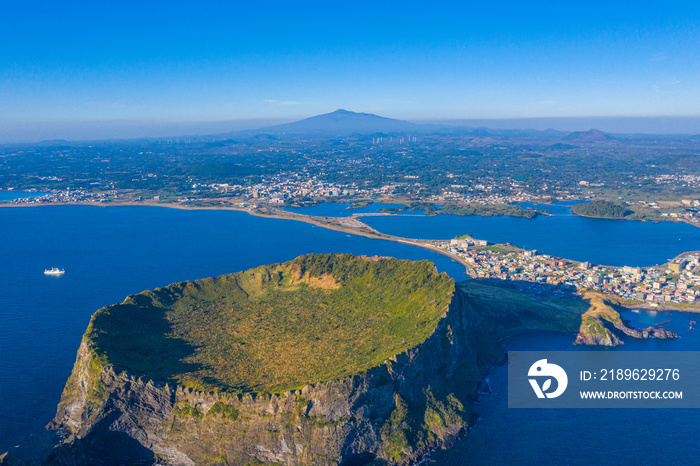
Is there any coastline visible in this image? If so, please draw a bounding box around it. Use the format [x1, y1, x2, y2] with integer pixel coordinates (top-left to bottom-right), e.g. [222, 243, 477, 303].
[563, 210, 700, 230]
[623, 302, 700, 313]
[3, 200, 700, 461]
[0, 200, 474, 270]
[4, 195, 699, 228]
[2, 198, 699, 280]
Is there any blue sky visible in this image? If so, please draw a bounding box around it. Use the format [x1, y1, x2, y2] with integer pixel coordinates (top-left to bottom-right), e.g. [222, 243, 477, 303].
[1, 1, 699, 140]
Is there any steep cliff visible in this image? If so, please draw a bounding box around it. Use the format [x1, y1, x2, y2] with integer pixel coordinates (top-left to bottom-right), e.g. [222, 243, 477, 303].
[574, 292, 678, 346]
[8, 256, 589, 465]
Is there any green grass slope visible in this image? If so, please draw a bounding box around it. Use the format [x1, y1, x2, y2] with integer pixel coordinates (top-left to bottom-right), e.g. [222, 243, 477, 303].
[83, 254, 454, 393]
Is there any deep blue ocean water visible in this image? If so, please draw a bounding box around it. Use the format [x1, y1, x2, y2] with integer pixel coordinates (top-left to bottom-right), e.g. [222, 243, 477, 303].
[2, 201, 700, 462]
[0, 204, 467, 452]
[284, 201, 700, 266]
[361, 206, 700, 267]
[431, 309, 700, 465]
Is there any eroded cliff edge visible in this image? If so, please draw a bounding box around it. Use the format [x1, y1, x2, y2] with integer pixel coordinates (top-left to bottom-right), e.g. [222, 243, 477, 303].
[19, 255, 588, 465]
[574, 292, 678, 346]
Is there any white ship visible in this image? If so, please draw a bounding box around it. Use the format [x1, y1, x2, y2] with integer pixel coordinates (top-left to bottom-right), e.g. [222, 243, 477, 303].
[44, 267, 65, 276]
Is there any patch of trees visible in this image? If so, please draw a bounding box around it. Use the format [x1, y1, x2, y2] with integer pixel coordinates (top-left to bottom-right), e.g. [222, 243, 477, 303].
[571, 200, 633, 218]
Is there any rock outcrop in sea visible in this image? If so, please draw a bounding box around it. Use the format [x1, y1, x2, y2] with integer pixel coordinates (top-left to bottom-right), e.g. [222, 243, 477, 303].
[574, 292, 679, 346]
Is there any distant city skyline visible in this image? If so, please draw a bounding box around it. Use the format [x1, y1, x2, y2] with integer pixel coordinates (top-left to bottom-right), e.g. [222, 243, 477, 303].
[1, 1, 699, 141]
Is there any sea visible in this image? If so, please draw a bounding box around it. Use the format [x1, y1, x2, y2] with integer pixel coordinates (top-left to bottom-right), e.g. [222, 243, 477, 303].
[2, 198, 700, 463]
[0, 203, 466, 453]
[283, 201, 700, 266]
[360, 203, 700, 267]
[431, 319, 700, 465]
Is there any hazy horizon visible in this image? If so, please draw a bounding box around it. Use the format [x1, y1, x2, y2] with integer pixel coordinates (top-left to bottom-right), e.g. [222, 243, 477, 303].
[2, 1, 699, 143]
[2, 113, 700, 144]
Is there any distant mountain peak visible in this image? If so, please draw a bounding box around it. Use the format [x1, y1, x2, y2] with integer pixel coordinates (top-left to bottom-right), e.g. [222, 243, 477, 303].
[261, 109, 418, 136]
[562, 128, 614, 142]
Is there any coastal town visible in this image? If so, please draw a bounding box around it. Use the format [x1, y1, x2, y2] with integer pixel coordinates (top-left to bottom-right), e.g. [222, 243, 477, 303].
[208, 173, 537, 207]
[434, 235, 700, 306]
[5, 171, 700, 226]
[206, 174, 700, 222]
[4, 189, 113, 204]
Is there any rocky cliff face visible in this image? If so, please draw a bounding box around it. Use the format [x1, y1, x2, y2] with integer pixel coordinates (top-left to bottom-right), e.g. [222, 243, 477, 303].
[574, 321, 679, 346]
[573, 293, 679, 347]
[574, 314, 623, 346]
[45, 287, 488, 465]
[5, 276, 585, 465]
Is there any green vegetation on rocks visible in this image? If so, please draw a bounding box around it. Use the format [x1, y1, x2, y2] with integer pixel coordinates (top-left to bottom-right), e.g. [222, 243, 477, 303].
[575, 293, 625, 346]
[207, 402, 240, 420]
[573, 292, 677, 346]
[83, 253, 454, 393]
[38, 262, 599, 465]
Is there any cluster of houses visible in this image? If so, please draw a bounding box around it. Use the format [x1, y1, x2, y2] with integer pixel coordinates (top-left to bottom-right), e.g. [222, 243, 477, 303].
[7, 189, 110, 204]
[630, 198, 700, 224]
[203, 171, 700, 230]
[209, 174, 402, 204]
[653, 173, 700, 189]
[428, 189, 537, 205]
[203, 169, 548, 207]
[436, 237, 700, 305]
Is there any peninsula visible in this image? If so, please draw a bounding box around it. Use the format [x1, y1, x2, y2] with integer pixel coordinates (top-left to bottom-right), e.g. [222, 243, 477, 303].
[22, 254, 595, 464]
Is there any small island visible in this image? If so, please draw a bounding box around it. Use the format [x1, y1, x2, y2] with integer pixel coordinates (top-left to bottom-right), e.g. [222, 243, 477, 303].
[571, 199, 633, 218]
